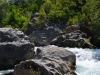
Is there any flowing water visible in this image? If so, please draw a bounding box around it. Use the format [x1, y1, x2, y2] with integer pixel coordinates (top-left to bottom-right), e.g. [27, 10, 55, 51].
[0, 69, 14, 75]
[0, 47, 100, 75]
[66, 47, 100, 75]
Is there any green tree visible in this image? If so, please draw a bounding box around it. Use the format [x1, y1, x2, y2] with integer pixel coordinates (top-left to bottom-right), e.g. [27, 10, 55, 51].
[0, 0, 9, 27]
[82, 0, 100, 33]
[2, 3, 29, 31]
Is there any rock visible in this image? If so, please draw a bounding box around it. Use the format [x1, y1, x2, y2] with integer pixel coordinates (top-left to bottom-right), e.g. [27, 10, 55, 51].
[14, 45, 76, 75]
[25, 12, 65, 46]
[79, 22, 92, 37]
[50, 30, 93, 48]
[66, 23, 91, 37]
[66, 25, 80, 33]
[25, 13, 39, 35]
[29, 23, 62, 46]
[0, 28, 34, 70]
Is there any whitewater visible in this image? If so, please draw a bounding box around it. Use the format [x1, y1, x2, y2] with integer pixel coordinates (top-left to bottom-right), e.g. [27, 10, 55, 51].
[66, 47, 100, 75]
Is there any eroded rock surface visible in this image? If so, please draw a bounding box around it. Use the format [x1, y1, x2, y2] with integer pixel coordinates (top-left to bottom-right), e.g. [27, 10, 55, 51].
[0, 28, 34, 70]
[50, 30, 93, 48]
[14, 45, 76, 75]
[29, 24, 62, 46]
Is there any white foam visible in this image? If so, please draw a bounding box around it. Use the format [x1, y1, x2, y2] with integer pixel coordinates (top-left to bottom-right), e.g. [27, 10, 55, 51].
[0, 69, 14, 75]
[66, 47, 100, 75]
[0, 73, 4, 75]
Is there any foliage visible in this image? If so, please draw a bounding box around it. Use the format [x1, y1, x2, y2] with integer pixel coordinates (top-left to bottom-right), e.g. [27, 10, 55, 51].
[38, 0, 77, 24]
[0, 0, 100, 42]
[2, 3, 29, 31]
[1, 0, 41, 32]
[81, 0, 100, 40]
[30, 67, 41, 75]
[0, 0, 9, 26]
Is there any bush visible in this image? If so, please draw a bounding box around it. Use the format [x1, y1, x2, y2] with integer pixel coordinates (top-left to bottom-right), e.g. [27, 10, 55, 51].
[30, 67, 41, 75]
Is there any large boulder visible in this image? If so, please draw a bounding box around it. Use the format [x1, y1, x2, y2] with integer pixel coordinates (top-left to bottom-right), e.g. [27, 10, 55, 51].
[50, 30, 94, 48]
[29, 23, 62, 46]
[25, 13, 65, 46]
[14, 45, 76, 75]
[0, 28, 34, 70]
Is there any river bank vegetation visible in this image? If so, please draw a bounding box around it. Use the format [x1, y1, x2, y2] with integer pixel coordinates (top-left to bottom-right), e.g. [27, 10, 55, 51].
[0, 0, 100, 47]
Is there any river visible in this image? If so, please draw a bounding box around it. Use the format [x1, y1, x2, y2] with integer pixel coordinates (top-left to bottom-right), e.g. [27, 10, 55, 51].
[0, 47, 100, 75]
[66, 47, 100, 75]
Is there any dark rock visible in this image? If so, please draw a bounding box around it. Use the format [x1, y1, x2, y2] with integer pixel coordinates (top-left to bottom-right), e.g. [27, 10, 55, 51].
[79, 22, 92, 37]
[14, 45, 76, 75]
[66, 25, 80, 33]
[0, 28, 34, 70]
[26, 22, 38, 35]
[25, 13, 39, 35]
[29, 24, 62, 46]
[66, 23, 91, 37]
[25, 12, 66, 46]
[50, 30, 93, 48]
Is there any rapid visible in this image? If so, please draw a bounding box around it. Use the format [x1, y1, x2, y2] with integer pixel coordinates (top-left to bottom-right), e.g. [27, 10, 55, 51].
[66, 47, 100, 75]
[0, 47, 100, 75]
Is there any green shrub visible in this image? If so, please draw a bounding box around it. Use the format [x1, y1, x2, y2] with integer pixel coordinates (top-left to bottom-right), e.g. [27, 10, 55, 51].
[67, 16, 79, 25]
[30, 67, 41, 75]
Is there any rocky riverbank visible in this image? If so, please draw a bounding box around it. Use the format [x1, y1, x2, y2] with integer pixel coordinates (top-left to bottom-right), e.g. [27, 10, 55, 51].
[25, 13, 95, 48]
[0, 13, 97, 75]
[0, 28, 77, 75]
[0, 28, 34, 70]
[14, 45, 76, 75]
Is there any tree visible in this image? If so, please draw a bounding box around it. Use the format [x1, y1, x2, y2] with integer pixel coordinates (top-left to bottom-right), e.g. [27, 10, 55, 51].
[2, 4, 29, 31]
[0, 0, 9, 27]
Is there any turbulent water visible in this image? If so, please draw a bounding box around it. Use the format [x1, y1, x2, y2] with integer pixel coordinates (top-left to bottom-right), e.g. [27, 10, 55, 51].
[66, 47, 100, 75]
[0, 47, 100, 75]
[0, 69, 13, 75]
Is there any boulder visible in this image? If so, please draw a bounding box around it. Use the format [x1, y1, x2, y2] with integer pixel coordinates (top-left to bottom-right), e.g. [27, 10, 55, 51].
[50, 30, 93, 48]
[0, 28, 34, 70]
[66, 23, 91, 37]
[25, 13, 66, 46]
[25, 13, 39, 35]
[29, 23, 62, 46]
[66, 25, 80, 33]
[14, 45, 76, 75]
[26, 12, 66, 36]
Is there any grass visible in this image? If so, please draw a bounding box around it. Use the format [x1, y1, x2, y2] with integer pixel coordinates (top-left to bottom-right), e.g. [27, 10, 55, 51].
[30, 66, 41, 75]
